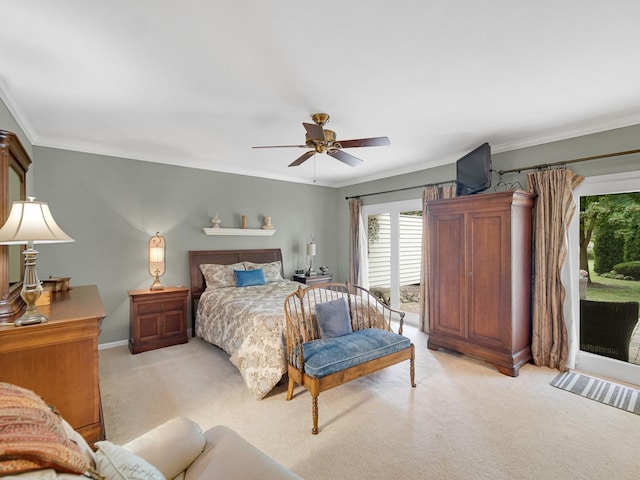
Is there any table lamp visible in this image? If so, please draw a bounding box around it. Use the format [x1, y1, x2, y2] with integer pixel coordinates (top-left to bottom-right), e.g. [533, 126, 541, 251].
[0, 197, 74, 326]
[149, 232, 166, 290]
[306, 234, 316, 276]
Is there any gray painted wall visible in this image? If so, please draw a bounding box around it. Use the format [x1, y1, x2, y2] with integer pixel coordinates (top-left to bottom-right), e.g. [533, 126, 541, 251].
[3, 96, 639, 344]
[335, 125, 640, 282]
[31, 148, 340, 344]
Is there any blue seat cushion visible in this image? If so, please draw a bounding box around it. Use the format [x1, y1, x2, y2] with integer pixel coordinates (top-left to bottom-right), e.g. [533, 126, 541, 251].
[300, 329, 411, 378]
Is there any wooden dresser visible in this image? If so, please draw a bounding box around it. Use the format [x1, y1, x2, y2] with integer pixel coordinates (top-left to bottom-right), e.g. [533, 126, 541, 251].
[426, 191, 535, 376]
[0, 285, 106, 444]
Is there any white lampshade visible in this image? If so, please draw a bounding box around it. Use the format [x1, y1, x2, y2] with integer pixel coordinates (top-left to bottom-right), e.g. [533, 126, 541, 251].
[306, 243, 316, 256]
[148, 232, 166, 276]
[0, 197, 74, 245]
[148, 232, 166, 290]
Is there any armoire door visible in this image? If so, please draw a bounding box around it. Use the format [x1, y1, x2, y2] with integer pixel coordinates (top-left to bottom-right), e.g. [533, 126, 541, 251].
[466, 209, 510, 350]
[429, 212, 466, 337]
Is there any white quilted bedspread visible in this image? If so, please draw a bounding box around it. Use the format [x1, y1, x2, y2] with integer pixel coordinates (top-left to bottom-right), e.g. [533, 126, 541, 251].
[195, 280, 302, 399]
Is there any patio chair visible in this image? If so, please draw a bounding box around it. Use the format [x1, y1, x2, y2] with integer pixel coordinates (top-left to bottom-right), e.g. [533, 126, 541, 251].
[580, 299, 640, 361]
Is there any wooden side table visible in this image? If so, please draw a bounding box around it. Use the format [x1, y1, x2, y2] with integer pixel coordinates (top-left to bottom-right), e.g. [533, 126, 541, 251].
[293, 273, 333, 286]
[128, 286, 189, 354]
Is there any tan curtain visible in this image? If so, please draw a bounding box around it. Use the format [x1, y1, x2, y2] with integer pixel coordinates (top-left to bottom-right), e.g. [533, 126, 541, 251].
[527, 169, 584, 370]
[419, 183, 456, 332]
[348, 198, 368, 286]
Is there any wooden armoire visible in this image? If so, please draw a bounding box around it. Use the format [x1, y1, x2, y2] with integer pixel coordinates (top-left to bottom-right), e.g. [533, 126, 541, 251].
[426, 190, 536, 376]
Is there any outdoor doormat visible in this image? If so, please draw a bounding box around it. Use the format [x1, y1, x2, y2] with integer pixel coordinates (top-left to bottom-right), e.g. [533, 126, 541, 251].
[551, 370, 640, 415]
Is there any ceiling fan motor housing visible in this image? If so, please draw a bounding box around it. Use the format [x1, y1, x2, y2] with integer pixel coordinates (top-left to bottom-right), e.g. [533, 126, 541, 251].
[252, 112, 389, 167]
[305, 129, 337, 152]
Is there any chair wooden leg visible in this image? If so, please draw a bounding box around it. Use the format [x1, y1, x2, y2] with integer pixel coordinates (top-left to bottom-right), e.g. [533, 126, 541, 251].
[311, 395, 319, 435]
[286, 376, 295, 401]
[410, 345, 416, 387]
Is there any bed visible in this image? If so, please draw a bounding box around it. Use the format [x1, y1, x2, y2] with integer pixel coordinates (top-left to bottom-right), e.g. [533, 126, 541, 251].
[188, 249, 304, 399]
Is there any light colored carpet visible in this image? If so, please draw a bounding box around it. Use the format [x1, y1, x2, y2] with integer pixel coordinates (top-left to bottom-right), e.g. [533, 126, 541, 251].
[99, 326, 639, 479]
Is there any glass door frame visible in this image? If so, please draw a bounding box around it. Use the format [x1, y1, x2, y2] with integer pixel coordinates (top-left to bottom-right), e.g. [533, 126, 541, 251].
[362, 198, 422, 325]
[570, 170, 640, 386]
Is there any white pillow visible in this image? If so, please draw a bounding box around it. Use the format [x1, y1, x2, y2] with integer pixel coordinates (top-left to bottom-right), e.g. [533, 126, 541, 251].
[244, 261, 283, 282]
[199, 262, 245, 289]
[94, 441, 165, 480]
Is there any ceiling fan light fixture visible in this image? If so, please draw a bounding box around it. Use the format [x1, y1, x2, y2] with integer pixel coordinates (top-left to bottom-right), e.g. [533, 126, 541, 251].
[253, 112, 389, 167]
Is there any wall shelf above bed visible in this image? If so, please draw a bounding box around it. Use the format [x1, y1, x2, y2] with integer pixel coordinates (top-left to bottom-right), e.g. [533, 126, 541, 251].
[202, 228, 276, 236]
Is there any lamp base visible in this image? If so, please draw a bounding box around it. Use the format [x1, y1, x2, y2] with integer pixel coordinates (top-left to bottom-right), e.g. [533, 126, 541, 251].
[15, 309, 48, 327]
[150, 275, 165, 291]
[16, 247, 48, 327]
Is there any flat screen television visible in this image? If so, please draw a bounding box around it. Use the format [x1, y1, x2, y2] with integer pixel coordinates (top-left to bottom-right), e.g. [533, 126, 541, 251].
[455, 142, 491, 196]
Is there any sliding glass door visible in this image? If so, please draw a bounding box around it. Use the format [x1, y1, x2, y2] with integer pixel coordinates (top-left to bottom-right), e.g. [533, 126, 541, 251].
[570, 171, 640, 386]
[363, 199, 422, 326]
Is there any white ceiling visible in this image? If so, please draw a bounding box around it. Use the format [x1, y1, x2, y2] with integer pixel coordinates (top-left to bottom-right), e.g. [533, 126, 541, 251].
[2, 1, 640, 187]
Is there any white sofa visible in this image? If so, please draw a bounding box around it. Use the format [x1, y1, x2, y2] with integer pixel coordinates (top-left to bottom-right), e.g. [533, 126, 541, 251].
[5, 416, 300, 480]
[122, 417, 301, 480]
[11, 417, 301, 480]
[0, 379, 300, 480]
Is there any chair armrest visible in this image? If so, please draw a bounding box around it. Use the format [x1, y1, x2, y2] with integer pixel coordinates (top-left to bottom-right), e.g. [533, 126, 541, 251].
[124, 417, 205, 480]
[349, 284, 408, 335]
[185, 425, 301, 480]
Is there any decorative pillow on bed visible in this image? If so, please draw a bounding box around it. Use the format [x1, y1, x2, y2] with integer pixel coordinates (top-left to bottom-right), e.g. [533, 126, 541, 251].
[0, 382, 93, 477]
[316, 297, 353, 338]
[235, 269, 266, 287]
[244, 261, 283, 282]
[200, 262, 245, 289]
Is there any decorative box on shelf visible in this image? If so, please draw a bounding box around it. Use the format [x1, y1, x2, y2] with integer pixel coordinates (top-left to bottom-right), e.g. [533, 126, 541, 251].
[202, 227, 276, 236]
[41, 276, 71, 292]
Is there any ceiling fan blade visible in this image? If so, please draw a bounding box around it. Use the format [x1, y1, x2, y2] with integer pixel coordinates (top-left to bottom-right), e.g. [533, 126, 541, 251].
[328, 149, 363, 167]
[303, 122, 325, 142]
[337, 136, 390, 148]
[288, 150, 315, 167]
[252, 145, 308, 149]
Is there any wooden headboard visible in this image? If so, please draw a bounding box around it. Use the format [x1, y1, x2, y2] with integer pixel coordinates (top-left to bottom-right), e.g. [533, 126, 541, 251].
[188, 249, 285, 330]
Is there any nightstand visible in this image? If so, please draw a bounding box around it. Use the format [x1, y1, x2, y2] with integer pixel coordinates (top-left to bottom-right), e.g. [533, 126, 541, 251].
[128, 286, 189, 354]
[293, 273, 333, 286]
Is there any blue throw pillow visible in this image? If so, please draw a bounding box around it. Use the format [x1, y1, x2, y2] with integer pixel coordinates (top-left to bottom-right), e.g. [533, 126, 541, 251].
[316, 297, 353, 338]
[235, 269, 266, 287]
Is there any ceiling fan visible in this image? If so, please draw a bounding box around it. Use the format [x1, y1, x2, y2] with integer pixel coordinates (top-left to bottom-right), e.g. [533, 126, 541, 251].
[252, 113, 390, 167]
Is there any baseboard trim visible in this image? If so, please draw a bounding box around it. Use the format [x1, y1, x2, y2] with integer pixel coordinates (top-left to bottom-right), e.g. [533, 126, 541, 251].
[98, 329, 194, 350]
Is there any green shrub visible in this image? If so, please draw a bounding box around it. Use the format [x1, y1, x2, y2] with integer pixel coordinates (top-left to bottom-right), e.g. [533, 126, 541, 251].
[624, 224, 640, 262]
[594, 226, 625, 274]
[612, 261, 640, 280]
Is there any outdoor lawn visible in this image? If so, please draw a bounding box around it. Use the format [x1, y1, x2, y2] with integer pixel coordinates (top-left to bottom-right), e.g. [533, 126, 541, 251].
[586, 259, 640, 303]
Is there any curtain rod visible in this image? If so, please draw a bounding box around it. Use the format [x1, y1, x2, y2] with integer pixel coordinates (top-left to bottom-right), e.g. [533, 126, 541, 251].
[497, 148, 640, 176]
[345, 180, 455, 200]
